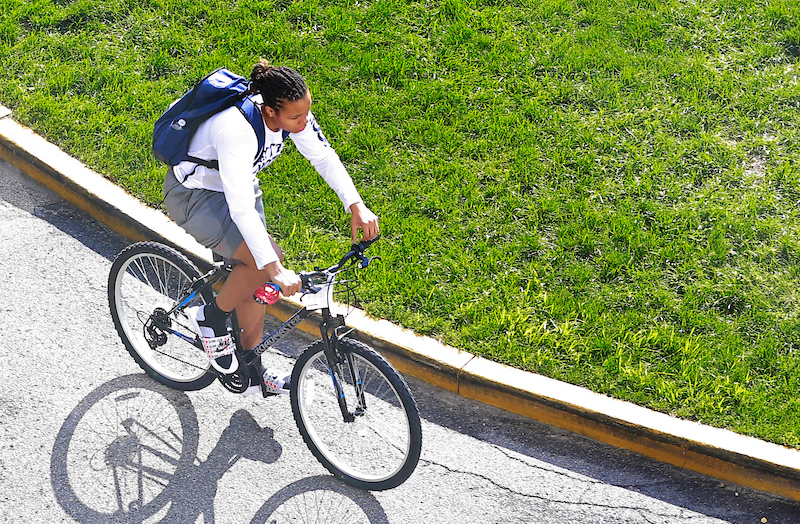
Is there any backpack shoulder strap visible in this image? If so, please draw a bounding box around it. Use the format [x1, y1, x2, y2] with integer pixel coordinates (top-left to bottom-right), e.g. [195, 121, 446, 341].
[235, 96, 266, 164]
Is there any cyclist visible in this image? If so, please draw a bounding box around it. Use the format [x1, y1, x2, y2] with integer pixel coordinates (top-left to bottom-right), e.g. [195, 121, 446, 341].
[162, 59, 379, 395]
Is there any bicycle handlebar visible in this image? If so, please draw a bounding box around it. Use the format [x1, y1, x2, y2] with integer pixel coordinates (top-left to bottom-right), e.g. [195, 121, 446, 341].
[332, 235, 381, 271]
[299, 235, 381, 293]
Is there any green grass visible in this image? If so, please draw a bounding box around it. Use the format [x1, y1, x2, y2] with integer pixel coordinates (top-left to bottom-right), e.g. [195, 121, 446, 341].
[3, 0, 800, 447]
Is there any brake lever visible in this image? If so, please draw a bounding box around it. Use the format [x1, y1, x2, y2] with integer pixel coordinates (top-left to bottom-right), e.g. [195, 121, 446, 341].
[359, 255, 382, 269]
[300, 274, 323, 294]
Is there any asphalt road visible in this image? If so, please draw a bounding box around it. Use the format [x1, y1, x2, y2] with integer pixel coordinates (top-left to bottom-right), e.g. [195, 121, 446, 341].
[1, 156, 799, 523]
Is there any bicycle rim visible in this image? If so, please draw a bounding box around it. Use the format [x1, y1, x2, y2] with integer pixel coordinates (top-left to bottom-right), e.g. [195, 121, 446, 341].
[112, 247, 210, 385]
[292, 340, 421, 489]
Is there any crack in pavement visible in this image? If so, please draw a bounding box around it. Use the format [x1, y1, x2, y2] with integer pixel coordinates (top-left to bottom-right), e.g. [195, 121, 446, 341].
[491, 442, 607, 484]
[417, 454, 720, 522]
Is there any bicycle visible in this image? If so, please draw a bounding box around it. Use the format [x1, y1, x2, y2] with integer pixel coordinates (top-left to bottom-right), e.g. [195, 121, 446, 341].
[107, 236, 422, 491]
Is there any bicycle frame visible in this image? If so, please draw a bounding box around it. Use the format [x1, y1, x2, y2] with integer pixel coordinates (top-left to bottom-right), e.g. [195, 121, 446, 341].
[155, 262, 365, 423]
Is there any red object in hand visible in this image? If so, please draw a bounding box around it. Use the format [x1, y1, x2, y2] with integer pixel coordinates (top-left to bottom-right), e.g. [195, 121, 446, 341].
[253, 283, 280, 305]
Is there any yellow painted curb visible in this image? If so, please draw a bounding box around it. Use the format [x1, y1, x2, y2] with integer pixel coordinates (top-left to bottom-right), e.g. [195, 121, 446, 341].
[2, 109, 800, 502]
[458, 357, 800, 501]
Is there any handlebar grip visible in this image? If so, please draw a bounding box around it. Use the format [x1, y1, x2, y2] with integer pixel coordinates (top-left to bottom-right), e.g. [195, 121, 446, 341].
[353, 234, 380, 252]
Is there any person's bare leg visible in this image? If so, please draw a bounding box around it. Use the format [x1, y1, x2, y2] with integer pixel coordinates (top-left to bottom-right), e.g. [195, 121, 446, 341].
[235, 297, 268, 351]
[215, 237, 283, 350]
[215, 242, 275, 310]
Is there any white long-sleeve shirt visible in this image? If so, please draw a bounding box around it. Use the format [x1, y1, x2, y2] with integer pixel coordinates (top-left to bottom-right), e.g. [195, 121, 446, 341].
[173, 98, 362, 269]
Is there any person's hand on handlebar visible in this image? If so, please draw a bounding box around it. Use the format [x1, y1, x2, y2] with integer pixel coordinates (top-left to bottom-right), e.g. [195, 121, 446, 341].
[349, 201, 380, 244]
[266, 261, 303, 297]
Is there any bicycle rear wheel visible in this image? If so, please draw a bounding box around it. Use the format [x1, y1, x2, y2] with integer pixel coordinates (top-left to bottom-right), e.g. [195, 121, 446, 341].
[109, 242, 215, 391]
[291, 338, 422, 491]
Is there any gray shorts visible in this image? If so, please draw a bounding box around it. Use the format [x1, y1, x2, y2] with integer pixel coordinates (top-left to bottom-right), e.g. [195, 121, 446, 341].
[163, 168, 266, 261]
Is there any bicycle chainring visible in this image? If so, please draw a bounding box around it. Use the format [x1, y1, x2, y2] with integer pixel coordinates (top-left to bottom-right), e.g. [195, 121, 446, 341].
[217, 353, 251, 394]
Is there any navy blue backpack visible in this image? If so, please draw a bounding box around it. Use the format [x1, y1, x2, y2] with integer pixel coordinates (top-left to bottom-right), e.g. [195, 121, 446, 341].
[152, 68, 267, 171]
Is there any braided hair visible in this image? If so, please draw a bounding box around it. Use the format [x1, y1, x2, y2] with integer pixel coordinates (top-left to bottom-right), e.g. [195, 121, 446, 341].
[249, 59, 308, 111]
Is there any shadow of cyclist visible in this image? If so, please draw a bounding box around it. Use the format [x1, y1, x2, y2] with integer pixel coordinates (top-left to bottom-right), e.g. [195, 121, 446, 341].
[250, 475, 390, 524]
[160, 409, 282, 523]
[161, 409, 282, 523]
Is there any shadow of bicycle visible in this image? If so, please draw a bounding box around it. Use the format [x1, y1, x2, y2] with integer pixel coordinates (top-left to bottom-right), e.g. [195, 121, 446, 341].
[249, 475, 389, 524]
[51, 374, 389, 524]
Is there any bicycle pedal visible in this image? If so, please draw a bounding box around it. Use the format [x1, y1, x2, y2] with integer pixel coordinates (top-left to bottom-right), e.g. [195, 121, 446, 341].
[260, 382, 280, 398]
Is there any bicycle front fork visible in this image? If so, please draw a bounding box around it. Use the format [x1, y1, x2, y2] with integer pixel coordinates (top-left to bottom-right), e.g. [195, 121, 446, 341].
[320, 315, 366, 423]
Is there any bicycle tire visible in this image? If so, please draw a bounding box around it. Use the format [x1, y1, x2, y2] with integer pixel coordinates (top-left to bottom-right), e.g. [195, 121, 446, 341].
[108, 242, 215, 391]
[290, 338, 422, 490]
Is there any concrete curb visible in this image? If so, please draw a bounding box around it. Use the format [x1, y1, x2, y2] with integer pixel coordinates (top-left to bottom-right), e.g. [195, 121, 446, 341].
[2, 106, 800, 501]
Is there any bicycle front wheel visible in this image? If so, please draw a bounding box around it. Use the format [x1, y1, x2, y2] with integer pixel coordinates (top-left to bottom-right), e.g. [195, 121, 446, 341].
[108, 242, 215, 391]
[291, 338, 422, 491]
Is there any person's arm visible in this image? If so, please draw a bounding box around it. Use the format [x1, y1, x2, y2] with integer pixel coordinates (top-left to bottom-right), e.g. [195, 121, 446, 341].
[349, 201, 380, 244]
[290, 113, 362, 210]
[213, 111, 280, 270]
[291, 113, 380, 242]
